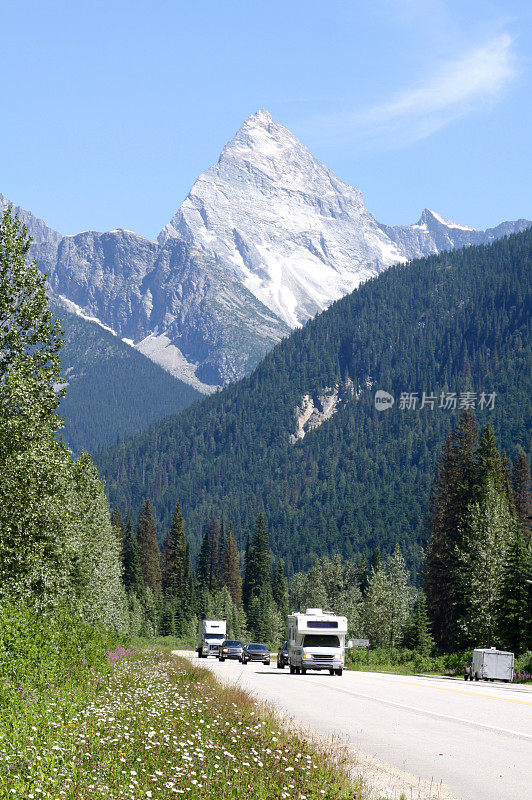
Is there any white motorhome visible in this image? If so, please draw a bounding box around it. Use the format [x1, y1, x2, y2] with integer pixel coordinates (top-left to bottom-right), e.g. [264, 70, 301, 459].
[287, 608, 347, 676]
[464, 648, 514, 682]
[197, 619, 227, 658]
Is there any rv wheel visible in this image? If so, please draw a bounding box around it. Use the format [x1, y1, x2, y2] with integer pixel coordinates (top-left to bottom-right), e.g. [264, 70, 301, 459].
[301, 668, 306, 675]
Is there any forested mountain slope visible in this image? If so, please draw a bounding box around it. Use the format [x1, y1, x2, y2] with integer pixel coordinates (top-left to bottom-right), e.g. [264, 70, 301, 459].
[54, 301, 201, 452]
[97, 230, 532, 573]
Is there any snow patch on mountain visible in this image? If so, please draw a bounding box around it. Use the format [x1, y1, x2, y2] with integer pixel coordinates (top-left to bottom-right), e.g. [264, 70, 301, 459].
[58, 296, 119, 337]
[424, 209, 476, 231]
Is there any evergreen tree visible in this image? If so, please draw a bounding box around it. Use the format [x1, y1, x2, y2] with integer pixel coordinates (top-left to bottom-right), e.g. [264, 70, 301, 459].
[401, 593, 435, 655]
[137, 499, 162, 593]
[244, 513, 272, 608]
[221, 524, 242, 607]
[356, 554, 369, 597]
[501, 451, 516, 516]
[513, 450, 531, 541]
[122, 511, 144, 596]
[218, 518, 226, 578]
[159, 598, 176, 636]
[474, 423, 507, 499]
[242, 534, 252, 608]
[161, 501, 188, 598]
[369, 547, 382, 574]
[424, 410, 478, 651]
[272, 560, 288, 620]
[497, 524, 531, 654]
[196, 518, 219, 592]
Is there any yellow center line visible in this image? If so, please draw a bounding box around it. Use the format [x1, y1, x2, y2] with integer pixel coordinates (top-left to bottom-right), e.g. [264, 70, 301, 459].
[352, 673, 532, 705]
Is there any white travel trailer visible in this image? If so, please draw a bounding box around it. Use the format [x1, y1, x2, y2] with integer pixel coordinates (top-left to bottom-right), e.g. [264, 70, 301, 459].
[287, 608, 347, 676]
[197, 619, 227, 658]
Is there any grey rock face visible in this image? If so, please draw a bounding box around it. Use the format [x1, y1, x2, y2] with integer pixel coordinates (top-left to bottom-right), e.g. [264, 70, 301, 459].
[2, 112, 530, 390]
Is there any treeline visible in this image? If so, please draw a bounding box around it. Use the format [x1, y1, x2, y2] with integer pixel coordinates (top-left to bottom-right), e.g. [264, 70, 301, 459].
[113, 499, 289, 644]
[98, 228, 532, 575]
[0, 208, 126, 628]
[425, 411, 531, 654]
[289, 547, 432, 654]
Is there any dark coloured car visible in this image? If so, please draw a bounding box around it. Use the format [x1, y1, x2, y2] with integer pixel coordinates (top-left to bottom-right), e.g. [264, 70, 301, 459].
[277, 640, 288, 669]
[218, 640, 244, 662]
[241, 643, 270, 665]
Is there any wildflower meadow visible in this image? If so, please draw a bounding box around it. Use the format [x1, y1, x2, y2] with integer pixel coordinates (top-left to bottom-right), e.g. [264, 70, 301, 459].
[0, 606, 363, 799]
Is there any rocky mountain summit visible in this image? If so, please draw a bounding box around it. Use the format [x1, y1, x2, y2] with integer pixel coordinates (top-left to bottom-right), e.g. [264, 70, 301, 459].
[2, 112, 530, 390]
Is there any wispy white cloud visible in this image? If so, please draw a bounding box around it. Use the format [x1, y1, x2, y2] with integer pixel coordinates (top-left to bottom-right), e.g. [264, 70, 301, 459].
[311, 33, 517, 149]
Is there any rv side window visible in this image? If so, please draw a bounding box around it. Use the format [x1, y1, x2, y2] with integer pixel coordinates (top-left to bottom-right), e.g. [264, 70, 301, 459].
[302, 634, 340, 648]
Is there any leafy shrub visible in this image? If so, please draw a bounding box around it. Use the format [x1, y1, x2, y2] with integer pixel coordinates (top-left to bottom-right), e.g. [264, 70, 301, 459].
[0, 601, 124, 690]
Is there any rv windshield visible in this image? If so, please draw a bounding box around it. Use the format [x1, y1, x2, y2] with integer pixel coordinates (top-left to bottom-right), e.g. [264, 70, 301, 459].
[303, 634, 340, 648]
[205, 633, 225, 640]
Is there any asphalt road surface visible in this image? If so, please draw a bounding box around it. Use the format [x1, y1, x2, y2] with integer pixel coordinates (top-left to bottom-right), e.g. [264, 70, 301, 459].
[177, 651, 532, 800]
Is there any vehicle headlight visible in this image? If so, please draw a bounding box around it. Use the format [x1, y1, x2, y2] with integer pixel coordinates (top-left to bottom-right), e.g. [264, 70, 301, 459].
[222, 648, 228, 653]
[302, 653, 313, 660]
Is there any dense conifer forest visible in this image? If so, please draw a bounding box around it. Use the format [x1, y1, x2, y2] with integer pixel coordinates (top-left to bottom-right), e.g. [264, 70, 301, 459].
[97, 229, 532, 574]
[55, 302, 201, 453]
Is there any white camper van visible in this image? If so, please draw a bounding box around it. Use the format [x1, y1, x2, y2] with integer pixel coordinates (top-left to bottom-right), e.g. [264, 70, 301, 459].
[287, 608, 347, 676]
[197, 619, 227, 658]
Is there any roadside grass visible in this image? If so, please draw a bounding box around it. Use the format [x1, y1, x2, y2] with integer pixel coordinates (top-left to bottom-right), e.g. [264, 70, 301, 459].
[346, 647, 532, 683]
[345, 647, 467, 678]
[0, 606, 365, 800]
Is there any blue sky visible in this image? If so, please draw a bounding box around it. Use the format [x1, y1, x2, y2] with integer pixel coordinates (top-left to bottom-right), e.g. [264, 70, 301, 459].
[1, 0, 530, 239]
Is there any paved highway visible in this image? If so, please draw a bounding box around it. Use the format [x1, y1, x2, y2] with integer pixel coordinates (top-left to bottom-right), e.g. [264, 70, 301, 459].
[177, 651, 532, 800]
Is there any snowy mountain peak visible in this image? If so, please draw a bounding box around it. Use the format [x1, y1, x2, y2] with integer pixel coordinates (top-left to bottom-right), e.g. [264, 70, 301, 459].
[160, 111, 404, 327]
[419, 208, 477, 232]
[242, 108, 274, 127]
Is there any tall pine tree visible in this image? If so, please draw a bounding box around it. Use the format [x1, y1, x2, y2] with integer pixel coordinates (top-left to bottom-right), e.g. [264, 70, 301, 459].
[513, 450, 531, 541]
[272, 560, 288, 620]
[196, 518, 219, 592]
[243, 513, 272, 610]
[122, 510, 144, 595]
[220, 523, 242, 607]
[161, 501, 188, 598]
[497, 523, 531, 654]
[137, 498, 161, 593]
[424, 410, 478, 651]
